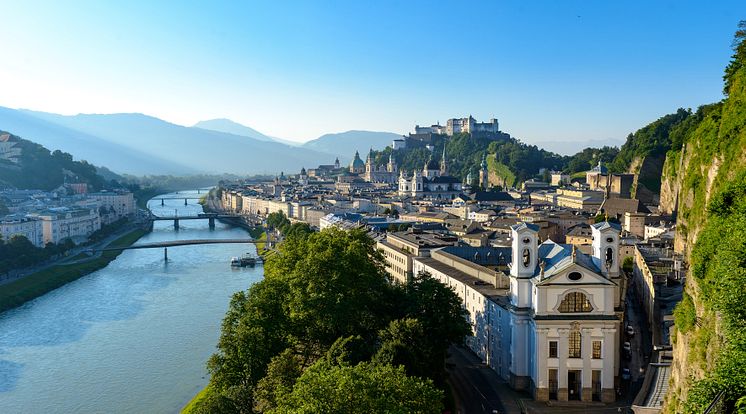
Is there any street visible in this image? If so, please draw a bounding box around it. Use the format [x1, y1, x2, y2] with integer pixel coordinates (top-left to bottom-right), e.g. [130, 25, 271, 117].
[620, 277, 652, 402]
[446, 345, 522, 414]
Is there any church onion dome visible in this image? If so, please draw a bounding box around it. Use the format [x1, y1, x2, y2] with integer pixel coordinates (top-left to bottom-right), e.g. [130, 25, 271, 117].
[350, 151, 365, 169]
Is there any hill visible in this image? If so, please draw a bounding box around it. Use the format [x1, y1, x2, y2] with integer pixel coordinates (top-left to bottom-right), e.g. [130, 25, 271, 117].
[302, 130, 402, 158]
[193, 118, 298, 146]
[0, 108, 335, 176]
[658, 23, 746, 413]
[0, 106, 194, 175]
[0, 130, 107, 191]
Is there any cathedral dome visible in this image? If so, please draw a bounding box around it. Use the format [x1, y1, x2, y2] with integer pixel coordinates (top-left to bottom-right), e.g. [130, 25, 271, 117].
[350, 151, 365, 170]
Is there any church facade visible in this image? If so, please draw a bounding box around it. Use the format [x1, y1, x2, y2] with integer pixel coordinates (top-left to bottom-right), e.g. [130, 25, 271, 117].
[412, 221, 622, 403]
[509, 221, 621, 402]
[363, 149, 398, 184]
[398, 149, 463, 200]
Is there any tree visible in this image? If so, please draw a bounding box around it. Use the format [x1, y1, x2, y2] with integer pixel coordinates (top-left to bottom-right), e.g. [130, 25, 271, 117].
[264, 228, 400, 348]
[402, 272, 471, 384]
[270, 360, 443, 414]
[253, 349, 305, 413]
[373, 318, 435, 380]
[207, 279, 292, 412]
[266, 211, 291, 234]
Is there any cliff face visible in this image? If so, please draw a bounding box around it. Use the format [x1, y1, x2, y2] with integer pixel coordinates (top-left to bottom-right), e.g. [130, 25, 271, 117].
[629, 154, 665, 205]
[660, 31, 746, 412]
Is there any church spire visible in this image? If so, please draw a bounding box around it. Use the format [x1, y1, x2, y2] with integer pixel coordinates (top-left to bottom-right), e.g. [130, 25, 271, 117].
[440, 146, 448, 175]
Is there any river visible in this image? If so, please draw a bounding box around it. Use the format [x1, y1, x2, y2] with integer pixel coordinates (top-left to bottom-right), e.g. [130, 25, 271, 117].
[0, 190, 261, 413]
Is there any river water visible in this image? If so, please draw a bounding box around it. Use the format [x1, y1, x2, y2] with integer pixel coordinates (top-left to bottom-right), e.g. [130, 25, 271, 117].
[0, 190, 261, 413]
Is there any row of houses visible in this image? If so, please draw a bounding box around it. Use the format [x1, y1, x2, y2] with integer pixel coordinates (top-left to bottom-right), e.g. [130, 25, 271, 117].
[0, 191, 135, 247]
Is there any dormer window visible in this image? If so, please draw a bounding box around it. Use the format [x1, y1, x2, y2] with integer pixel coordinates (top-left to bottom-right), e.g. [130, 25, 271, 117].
[522, 248, 531, 267]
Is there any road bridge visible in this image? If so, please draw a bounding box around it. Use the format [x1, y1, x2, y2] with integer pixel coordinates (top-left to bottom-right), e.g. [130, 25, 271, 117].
[88, 238, 271, 261]
[155, 196, 204, 206]
[149, 213, 243, 229]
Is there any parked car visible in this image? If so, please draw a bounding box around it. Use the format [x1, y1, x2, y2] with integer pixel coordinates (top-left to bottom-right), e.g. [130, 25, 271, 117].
[623, 341, 631, 352]
[622, 368, 631, 380]
[626, 325, 635, 337]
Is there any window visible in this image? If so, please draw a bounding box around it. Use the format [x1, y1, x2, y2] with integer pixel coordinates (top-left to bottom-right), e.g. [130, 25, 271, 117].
[522, 248, 530, 267]
[592, 340, 602, 359]
[558, 292, 593, 313]
[569, 331, 581, 358]
[568, 271, 582, 281]
[605, 247, 614, 265]
[549, 341, 558, 358]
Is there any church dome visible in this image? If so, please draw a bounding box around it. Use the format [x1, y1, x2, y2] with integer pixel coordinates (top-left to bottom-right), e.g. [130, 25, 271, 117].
[350, 151, 365, 170]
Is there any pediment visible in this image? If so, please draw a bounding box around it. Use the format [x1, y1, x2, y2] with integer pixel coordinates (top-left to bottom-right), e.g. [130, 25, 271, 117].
[534, 261, 616, 286]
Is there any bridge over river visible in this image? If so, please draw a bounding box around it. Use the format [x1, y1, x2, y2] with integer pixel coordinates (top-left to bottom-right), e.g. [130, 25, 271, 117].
[88, 237, 272, 260]
[148, 213, 246, 229]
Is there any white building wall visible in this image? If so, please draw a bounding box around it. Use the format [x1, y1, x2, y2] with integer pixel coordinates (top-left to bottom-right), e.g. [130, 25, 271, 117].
[0, 218, 44, 247]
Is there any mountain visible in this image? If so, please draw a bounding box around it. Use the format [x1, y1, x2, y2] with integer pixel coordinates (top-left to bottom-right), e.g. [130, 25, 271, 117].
[193, 118, 298, 146]
[0, 107, 335, 176]
[0, 107, 195, 175]
[302, 130, 402, 159]
[0, 130, 108, 191]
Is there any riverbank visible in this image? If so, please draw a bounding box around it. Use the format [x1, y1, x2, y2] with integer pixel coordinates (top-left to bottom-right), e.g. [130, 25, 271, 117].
[0, 227, 149, 313]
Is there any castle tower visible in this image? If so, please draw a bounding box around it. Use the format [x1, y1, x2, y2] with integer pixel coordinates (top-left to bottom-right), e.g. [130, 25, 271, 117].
[335, 157, 340, 169]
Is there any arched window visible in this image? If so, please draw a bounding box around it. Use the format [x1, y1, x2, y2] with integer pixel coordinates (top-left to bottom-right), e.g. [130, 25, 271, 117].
[605, 247, 614, 266]
[522, 248, 531, 267]
[558, 292, 593, 313]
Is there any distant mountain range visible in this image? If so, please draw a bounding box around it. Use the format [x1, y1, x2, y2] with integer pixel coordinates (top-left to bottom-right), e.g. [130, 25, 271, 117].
[0, 107, 398, 176]
[301, 130, 403, 159]
[193, 118, 298, 146]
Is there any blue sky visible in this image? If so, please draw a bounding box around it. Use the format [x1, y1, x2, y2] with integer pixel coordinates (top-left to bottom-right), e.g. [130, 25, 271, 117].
[0, 1, 742, 143]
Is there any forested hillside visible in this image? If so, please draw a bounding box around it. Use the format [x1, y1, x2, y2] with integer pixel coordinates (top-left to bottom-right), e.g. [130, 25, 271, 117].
[0, 130, 107, 191]
[372, 131, 622, 189]
[661, 22, 746, 413]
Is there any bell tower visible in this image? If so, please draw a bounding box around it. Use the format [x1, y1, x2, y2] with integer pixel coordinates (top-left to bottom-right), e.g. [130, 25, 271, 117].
[591, 221, 621, 278]
[510, 222, 539, 308]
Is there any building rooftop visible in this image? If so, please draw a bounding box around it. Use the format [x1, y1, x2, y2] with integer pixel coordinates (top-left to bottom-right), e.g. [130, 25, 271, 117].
[388, 230, 457, 249]
[415, 256, 510, 306]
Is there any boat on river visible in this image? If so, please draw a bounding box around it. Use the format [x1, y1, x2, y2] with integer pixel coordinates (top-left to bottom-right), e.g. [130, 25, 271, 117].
[230, 254, 258, 267]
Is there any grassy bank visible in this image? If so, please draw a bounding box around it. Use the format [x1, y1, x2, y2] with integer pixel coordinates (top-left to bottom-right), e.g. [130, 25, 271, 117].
[0, 228, 148, 313]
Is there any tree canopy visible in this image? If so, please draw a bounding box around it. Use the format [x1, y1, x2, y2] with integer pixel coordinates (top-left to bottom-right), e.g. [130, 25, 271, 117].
[198, 228, 470, 413]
